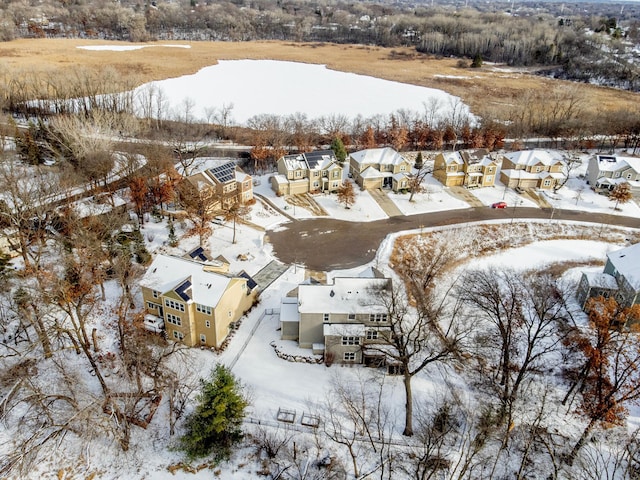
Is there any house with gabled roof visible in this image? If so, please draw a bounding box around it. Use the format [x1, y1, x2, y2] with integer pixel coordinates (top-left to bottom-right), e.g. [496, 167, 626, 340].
[498, 150, 565, 190]
[186, 161, 253, 214]
[271, 150, 343, 195]
[349, 147, 412, 191]
[586, 154, 640, 196]
[433, 148, 497, 188]
[140, 254, 256, 348]
[279, 268, 393, 365]
[576, 242, 640, 311]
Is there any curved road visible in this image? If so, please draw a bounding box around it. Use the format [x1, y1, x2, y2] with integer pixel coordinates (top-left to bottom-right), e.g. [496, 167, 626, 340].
[266, 207, 640, 271]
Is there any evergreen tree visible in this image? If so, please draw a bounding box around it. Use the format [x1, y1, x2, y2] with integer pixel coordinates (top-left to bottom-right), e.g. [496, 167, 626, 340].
[330, 137, 347, 163]
[414, 151, 423, 170]
[471, 53, 483, 68]
[167, 217, 178, 247]
[178, 365, 248, 461]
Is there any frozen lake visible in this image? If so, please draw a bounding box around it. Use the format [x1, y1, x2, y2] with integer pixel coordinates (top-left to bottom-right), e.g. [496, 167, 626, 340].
[132, 59, 473, 126]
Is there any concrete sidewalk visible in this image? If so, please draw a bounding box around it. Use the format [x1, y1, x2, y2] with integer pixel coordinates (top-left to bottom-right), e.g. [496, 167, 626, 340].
[368, 188, 403, 217]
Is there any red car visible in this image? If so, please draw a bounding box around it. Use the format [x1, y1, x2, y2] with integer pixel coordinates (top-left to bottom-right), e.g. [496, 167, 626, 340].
[491, 201, 508, 209]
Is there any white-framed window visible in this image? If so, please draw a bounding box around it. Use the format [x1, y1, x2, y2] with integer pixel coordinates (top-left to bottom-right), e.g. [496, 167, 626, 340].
[152, 290, 159, 298]
[344, 352, 356, 362]
[370, 313, 388, 322]
[164, 299, 185, 312]
[313, 171, 319, 177]
[313, 182, 319, 188]
[485, 175, 493, 183]
[543, 179, 552, 187]
[627, 173, 633, 179]
[173, 330, 184, 340]
[228, 311, 232, 317]
[333, 170, 340, 178]
[332, 182, 339, 188]
[196, 304, 212, 315]
[147, 302, 159, 310]
[205, 320, 211, 328]
[295, 170, 302, 178]
[342, 336, 360, 346]
[166, 313, 182, 326]
[366, 330, 378, 340]
[400, 165, 406, 171]
[323, 313, 330, 322]
[348, 313, 356, 320]
[200, 334, 206, 343]
[615, 171, 621, 177]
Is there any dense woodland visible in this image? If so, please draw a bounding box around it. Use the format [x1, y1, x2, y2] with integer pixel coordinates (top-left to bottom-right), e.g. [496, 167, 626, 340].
[0, 0, 640, 90]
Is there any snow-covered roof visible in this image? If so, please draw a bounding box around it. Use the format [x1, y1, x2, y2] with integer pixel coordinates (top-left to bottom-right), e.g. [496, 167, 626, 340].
[140, 254, 236, 307]
[235, 171, 251, 182]
[584, 272, 618, 290]
[305, 150, 338, 170]
[281, 154, 307, 171]
[271, 174, 288, 185]
[323, 323, 366, 337]
[440, 149, 491, 166]
[392, 172, 410, 181]
[607, 243, 640, 291]
[594, 155, 640, 174]
[360, 166, 385, 179]
[280, 298, 300, 323]
[298, 277, 391, 314]
[503, 149, 564, 167]
[350, 147, 408, 167]
[501, 169, 562, 180]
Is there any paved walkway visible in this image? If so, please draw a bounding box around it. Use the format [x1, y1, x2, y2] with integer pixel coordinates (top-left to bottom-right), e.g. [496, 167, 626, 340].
[251, 259, 289, 293]
[368, 188, 403, 217]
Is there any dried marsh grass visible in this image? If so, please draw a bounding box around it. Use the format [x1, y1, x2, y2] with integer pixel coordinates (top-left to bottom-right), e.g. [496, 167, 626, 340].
[0, 39, 637, 120]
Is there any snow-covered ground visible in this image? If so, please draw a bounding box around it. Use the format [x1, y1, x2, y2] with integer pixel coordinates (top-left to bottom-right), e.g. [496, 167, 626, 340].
[127, 59, 473, 126]
[103, 215, 635, 479]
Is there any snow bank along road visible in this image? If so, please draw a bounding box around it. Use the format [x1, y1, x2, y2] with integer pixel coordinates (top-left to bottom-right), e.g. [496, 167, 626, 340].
[266, 206, 640, 271]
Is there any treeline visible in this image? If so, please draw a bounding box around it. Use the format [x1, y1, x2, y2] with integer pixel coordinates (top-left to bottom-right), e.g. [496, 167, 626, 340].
[1, 0, 640, 91]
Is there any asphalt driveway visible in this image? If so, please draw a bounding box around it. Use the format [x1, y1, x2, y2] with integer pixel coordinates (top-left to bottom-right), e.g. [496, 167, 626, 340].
[266, 207, 640, 271]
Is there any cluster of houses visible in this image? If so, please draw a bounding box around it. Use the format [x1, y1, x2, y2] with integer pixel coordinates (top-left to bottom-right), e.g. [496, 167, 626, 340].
[134, 148, 640, 358]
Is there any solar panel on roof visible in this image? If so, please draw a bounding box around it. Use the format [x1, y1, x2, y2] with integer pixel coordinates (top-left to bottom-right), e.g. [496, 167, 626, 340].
[239, 271, 258, 290]
[305, 150, 336, 168]
[175, 280, 192, 301]
[208, 162, 236, 183]
[189, 247, 209, 262]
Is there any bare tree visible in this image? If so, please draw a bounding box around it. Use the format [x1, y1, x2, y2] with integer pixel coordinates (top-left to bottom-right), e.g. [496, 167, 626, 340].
[609, 182, 632, 211]
[459, 269, 570, 435]
[336, 180, 356, 209]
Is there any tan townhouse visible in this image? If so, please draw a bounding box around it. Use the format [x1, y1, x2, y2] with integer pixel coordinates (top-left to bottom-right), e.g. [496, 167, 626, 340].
[186, 161, 254, 214]
[498, 149, 565, 190]
[433, 149, 497, 188]
[279, 268, 393, 367]
[349, 147, 412, 192]
[140, 254, 257, 348]
[270, 150, 343, 195]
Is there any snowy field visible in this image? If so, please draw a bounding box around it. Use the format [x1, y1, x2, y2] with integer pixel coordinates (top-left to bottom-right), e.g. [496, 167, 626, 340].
[95, 216, 634, 480]
[128, 59, 473, 125]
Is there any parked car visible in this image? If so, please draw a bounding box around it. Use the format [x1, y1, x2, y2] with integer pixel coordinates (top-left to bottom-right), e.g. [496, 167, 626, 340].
[491, 201, 508, 209]
[143, 314, 165, 333]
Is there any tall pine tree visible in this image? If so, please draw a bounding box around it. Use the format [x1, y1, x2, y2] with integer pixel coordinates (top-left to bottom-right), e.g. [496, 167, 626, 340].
[178, 364, 248, 461]
[330, 137, 347, 163]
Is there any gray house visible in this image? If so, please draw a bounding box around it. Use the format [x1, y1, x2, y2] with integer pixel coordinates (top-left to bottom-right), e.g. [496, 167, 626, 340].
[586, 155, 640, 196]
[576, 242, 640, 310]
[279, 268, 393, 365]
